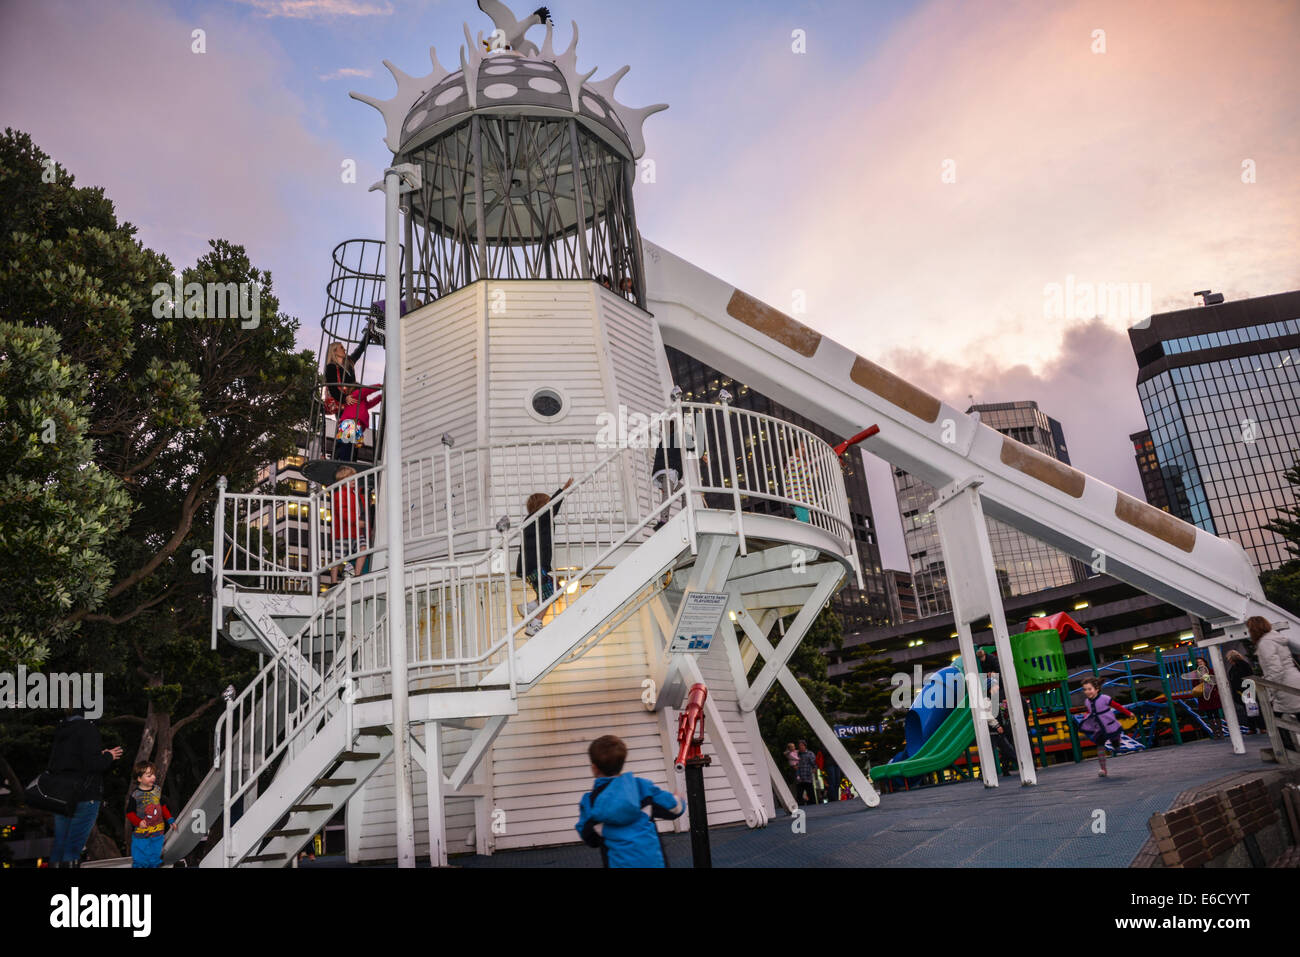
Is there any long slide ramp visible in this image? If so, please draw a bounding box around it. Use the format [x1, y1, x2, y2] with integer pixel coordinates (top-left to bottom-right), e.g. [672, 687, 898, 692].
[643, 240, 1299, 652]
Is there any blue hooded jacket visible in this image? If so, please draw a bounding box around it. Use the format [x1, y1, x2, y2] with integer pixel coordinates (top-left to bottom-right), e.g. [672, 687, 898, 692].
[575, 772, 685, 868]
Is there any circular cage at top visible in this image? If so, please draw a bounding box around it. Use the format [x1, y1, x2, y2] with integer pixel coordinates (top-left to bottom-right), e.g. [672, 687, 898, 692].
[399, 112, 644, 304]
[323, 238, 440, 349]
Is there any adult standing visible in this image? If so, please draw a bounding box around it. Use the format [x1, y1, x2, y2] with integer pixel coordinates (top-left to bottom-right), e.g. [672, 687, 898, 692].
[795, 740, 817, 806]
[1225, 648, 1265, 734]
[47, 709, 122, 867]
[1247, 616, 1300, 751]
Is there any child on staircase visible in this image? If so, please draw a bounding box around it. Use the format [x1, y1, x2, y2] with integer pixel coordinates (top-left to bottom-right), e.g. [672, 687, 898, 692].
[1079, 677, 1135, 777]
[516, 477, 573, 635]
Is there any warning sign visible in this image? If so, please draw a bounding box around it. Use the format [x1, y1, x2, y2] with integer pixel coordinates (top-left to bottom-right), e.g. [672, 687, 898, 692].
[669, 591, 729, 654]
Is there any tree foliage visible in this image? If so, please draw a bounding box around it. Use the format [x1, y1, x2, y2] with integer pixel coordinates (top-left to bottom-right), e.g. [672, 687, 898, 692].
[0, 321, 129, 666]
[1262, 457, 1300, 615]
[0, 128, 315, 853]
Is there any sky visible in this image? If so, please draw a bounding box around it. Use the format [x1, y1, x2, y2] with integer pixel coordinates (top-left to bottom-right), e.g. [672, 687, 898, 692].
[2, 0, 1298, 568]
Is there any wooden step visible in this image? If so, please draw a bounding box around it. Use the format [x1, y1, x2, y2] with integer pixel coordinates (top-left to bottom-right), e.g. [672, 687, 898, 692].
[357, 725, 391, 737]
[243, 853, 287, 863]
[290, 803, 332, 813]
[355, 684, 513, 704]
[313, 777, 356, 788]
[339, 751, 380, 761]
[267, 828, 309, 838]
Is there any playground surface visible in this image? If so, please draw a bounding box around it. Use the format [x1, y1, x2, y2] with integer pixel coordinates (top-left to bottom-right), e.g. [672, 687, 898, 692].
[453, 737, 1286, 868]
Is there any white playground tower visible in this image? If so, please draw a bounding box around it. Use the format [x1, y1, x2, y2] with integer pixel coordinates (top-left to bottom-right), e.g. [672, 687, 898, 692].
[177, 3, 1300, 868]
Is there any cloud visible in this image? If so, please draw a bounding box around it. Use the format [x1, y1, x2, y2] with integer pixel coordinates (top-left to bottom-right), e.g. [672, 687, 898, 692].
[882, 318, 1147, 496]
[232, 0, 394, 17]
[0, 0, 383, 347]
[319, 67, 375, 81]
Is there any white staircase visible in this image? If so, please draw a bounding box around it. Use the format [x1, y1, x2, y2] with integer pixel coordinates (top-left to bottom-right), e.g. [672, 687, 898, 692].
[203, 400, 869, 865]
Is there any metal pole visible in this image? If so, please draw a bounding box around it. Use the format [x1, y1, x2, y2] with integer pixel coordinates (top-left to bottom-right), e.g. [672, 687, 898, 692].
[684, 757, 711, 868]
[1061, 679, 1082, 762]
[1155, 648, 1183, 746]
[383, 165, 417, 867]
[568, 119, 591, 278]
[212, 476, 227, 650]
[470, 116, 488, 281]
[1086, 626, 1098, 677]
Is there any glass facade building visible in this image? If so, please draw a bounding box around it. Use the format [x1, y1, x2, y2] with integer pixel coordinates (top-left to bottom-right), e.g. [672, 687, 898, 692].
[1130, 291, 1300, 572]
[895, 401, 1085, 617]
[664, 345, 895, 632]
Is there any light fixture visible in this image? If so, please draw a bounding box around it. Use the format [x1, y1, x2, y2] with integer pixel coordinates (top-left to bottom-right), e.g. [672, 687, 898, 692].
[1178, 631, 1194, 640]
[1133, 643, 1149, 651]
[1073, 601, 1089, 610]
[728, 610, 737, 621]
[566, 581, 579, 595]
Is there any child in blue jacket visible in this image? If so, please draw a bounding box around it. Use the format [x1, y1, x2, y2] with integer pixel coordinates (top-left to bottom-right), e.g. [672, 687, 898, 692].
[576, 734, 685, 867]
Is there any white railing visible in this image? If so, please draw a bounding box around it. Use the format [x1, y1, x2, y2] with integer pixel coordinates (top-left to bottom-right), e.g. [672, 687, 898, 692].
[207, 397, 860, 861]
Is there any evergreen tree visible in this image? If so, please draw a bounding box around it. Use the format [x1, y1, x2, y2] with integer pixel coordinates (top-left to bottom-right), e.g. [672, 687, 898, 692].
[1262, 457, 1300, 615]
[0, 130, 314, 853]
[0, 321, 129, 666]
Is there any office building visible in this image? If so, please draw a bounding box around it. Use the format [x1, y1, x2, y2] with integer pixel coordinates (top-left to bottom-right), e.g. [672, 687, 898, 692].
[1130, 290, 1300, 572]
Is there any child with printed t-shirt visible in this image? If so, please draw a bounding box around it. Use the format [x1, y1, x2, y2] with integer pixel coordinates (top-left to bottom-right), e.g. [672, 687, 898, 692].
[127, 761, 175, 868]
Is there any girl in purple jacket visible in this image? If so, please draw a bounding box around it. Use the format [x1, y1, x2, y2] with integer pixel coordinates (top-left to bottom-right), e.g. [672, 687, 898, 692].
[1079, 677, 1135, 777]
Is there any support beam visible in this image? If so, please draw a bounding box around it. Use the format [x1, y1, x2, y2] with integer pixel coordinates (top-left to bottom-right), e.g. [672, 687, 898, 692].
[447, 714, 509, 791]
[734, 606, 881, 807]
[738, 564, 843, 712]
[679, 654, 767, 827]
[424, 721, 446, 867]
[765, 745, 798, 814]
[932, 478, 1036, 786]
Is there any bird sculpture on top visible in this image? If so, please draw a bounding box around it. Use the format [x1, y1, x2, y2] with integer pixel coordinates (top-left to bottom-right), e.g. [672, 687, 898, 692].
[477, 0, 552, 55]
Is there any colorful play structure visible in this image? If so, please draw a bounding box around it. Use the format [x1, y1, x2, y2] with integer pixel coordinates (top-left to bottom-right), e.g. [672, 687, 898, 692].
[872, 612, 1243, 790]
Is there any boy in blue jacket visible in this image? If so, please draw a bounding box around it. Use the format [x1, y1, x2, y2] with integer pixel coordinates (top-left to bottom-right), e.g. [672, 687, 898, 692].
[576, 734, 685, 867]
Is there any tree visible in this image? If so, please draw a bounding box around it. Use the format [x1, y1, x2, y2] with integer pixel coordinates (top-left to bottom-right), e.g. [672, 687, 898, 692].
[836, 643, 906, 765]
[0, 130, 315, 853]
[0, 321, 129, 667]
[753, 608, 846, 771]
[1262, 457, 1300, 615]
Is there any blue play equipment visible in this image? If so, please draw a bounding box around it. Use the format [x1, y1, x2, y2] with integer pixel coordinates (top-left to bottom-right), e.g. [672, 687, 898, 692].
[898, 664, 965, 759]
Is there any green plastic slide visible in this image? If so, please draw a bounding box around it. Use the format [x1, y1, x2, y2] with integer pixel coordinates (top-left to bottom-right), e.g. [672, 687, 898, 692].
[869, 695, 977, 781]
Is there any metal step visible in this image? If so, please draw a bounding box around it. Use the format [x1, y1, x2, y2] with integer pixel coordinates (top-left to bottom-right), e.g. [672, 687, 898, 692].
[244, 853, 287, 863]
[339, 751, 380, 761]
[290, 803, 332, 813]
[267, 828, 310, 838]
[357, 725, 391, 736]
[313, 777, 356, 787]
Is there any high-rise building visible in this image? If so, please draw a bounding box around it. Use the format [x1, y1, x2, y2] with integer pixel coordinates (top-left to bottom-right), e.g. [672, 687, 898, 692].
[1130, 429, 1173, 512]
[1130, 290, 1300, 572]
[895, 400, 1086, 617]
[883, 568, 919, 623]
[664, 345, 895, 631]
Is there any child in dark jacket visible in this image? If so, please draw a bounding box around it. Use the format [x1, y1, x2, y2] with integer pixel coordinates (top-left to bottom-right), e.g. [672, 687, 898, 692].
[127, 761, 175, 868]
[576, 734, 684, 867]
[1079, 677, 1135, 777]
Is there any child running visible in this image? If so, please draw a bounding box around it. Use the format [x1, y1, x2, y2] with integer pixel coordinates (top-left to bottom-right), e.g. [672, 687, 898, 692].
[575, 734, 685, 868]
[127, 761, 175, 868]
[1079, 677, 1135, 777]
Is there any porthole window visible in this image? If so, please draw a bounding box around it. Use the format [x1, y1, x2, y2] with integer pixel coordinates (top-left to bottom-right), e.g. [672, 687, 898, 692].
[526, 386, 568, 422]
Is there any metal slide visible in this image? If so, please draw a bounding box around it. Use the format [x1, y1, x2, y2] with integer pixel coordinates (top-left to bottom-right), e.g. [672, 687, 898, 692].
[643, 240, 1300, 653]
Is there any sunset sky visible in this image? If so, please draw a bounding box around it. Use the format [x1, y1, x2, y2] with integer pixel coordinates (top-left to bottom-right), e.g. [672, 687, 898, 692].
[3, 0, 1297, 567]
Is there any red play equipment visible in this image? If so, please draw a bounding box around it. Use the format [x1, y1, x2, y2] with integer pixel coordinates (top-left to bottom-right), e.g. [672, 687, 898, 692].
[833, 425, 880, 456]
[1026, 611, 1086, 640]
[675, 683, 708, 771]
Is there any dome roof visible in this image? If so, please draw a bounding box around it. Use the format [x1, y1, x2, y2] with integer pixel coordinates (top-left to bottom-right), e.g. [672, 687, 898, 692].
[351, 15, 666, 161]
[399, 52, 631, 160]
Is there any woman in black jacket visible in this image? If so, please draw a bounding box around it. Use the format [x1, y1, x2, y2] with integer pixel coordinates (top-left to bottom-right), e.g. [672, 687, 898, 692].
[47, 709, 122, 866]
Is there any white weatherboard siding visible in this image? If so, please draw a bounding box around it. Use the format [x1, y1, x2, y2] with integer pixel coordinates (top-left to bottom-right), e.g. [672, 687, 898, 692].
[347, 279, 776, 860]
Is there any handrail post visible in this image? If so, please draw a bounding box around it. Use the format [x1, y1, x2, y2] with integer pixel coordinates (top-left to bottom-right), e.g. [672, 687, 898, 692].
[309, 488, 320, 597]
[212, 476, 227, 651]
[442, 434, 456, 561]
[717, 393, 746, 555]
[221, 685, 235, 867]
[677, 399, 698, 555]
